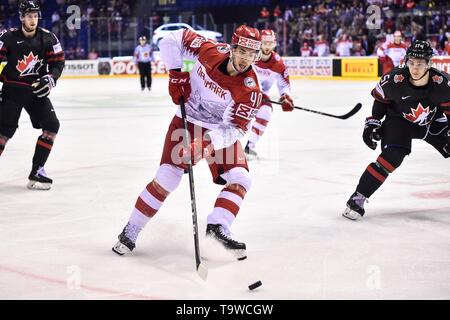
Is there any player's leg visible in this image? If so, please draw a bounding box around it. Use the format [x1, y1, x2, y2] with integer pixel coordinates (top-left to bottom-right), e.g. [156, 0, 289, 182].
[113, 116, 194, 255]
[138, 62, 145, 90]
[343, 117, 414, 220]
[25, 98, 60, 190]
[146, 62, 152, 91]
[206, 140, 250, 260]
[245, 100, 273, 158]
[0, 88, 23, 157]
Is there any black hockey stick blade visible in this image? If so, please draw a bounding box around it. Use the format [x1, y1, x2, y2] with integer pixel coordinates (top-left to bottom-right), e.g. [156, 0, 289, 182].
[269, 100, 362, 120]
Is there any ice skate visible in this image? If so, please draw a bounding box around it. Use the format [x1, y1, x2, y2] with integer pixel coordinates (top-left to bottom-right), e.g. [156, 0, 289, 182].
[112, 223, 140, 255]
[343, 191, 367, 220]
[244, 142, 258, 160]
[206, 224, 247, 260]
[27, 165, 53, 190]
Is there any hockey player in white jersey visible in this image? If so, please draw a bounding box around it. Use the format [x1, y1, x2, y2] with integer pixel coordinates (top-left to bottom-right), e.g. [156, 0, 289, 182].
[245, 29, 294, 158]
[112, 25, 264, 260]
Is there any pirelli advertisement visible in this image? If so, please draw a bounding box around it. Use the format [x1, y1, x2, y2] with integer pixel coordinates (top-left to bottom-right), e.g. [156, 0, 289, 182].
[340, 57, 379, 78]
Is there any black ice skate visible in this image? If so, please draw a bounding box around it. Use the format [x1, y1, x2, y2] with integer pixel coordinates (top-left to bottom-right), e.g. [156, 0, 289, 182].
[343, 191, 367, 220]
[112, 223, 139, 256]
[206, 224, 247, 260]
[27, 165, 53, 190]
[244, 142, 257, 160]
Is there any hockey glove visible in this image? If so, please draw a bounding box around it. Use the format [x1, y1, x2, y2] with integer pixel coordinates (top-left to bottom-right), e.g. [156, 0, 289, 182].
[363, 116, 382, 150]
[32, 75, 56, 98]
[168, 70, 191, 105]
[178, 137, 214, 169]
[279, 93, 294, 112]
[444, 128, 450, 155]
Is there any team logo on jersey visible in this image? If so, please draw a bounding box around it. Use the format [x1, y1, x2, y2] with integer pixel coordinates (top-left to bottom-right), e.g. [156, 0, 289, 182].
[16, 52, 43, 76]
[402, 103, 437, 126]
[190, 36, 206, 48]
[393, 74, 404, 83]
[216, 45, 230, 54]
[432, 75, 443, 84]
[244, 77, 256, 88]
[236, 103, 258, 120]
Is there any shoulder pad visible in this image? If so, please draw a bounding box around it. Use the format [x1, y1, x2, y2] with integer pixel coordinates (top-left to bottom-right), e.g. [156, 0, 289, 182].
[274, 53, 281, 61]
[40, 27, 50, 33]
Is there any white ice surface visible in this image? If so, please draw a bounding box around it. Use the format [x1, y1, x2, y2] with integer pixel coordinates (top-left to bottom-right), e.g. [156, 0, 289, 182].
[0, 76, 449, 300]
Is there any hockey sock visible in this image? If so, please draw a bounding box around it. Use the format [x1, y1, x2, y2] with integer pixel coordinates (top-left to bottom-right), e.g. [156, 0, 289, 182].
[133, 180, 169, 218]
[248, 104, 272, 148]
[208, 184, 247, 232]
[32, 131, 56, 167]
[356, 148, 407, 197]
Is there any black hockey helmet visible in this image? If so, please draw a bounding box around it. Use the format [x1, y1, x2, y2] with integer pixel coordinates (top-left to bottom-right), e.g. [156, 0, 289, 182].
[19, 0, 41, 17]
[405, 40, 434, 62]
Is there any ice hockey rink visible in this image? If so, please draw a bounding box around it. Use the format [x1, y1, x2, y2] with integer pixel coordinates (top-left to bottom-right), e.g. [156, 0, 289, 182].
[1, 76, 449, 300]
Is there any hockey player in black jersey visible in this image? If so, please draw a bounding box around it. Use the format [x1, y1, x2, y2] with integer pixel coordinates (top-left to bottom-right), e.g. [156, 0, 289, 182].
[0, 0, 65, 190]
[343, 40, 450, 220]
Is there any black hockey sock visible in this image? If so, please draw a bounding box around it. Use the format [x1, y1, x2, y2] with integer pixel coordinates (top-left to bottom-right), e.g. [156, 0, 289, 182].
[356, 154, 398, 198]
[32, 131, 56, 167]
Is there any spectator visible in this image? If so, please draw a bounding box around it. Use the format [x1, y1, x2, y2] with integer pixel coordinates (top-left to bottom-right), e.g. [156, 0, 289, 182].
[300, 41, 313, 57]
[88, 48, 99, 60]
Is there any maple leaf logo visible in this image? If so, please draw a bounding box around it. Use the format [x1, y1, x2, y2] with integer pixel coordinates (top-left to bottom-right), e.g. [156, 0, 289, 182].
[16, 52, 43, 76]
[394, 74, 404, 83]
[402, 103, 436, 126]
[432, 75, 443, 84]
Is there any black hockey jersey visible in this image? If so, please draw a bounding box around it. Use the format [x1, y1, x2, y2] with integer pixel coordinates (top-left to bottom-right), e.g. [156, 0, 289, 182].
[0, 27, 65, 87]
[371, 66, 450, 126]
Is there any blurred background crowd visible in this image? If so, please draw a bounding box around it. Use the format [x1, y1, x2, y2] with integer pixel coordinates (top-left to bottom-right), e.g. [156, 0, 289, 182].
[0, 0, 449, 59]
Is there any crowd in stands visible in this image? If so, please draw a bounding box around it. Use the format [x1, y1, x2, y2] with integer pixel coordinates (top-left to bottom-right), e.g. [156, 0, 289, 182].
[1, 0, 450, 59]
[261, 0, 450, 57]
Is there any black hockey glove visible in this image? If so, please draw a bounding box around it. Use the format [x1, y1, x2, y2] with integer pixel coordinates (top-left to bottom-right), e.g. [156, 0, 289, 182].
[444, 128, 450, 155]
[363, 116, 382, 150]
[32, 75, 56, 98]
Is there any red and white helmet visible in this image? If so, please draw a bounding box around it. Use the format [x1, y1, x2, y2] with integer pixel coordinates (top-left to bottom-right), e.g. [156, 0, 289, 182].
[231, 25, 261, 51]
[261, 29, 276, 42]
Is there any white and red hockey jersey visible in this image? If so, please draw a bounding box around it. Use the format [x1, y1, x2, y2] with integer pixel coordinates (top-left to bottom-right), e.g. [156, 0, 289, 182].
[159, 29, 263, 150]
[253, 52, 290, 97]
[383, 42, 407, 66]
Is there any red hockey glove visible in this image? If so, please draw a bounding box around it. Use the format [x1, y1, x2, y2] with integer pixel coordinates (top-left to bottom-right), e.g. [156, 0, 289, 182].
[362, 116, 382, 150]
[168, 70, 191, 105]
[279, 93, 294, 112]
[179, 137, 214, 169]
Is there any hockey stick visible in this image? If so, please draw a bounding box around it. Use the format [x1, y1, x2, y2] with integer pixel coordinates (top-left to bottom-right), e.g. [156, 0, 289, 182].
[268, 100, 362, 120]
[179, 97, 208, 280]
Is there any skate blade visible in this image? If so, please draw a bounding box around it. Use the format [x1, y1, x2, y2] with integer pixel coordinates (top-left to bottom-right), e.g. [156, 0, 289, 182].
[27, 180, 52, 190]
[112, 242, 131, 256]
[233, 249, 247, 261]
[245, 153, 258, 161]
[342, 207, 362, 221]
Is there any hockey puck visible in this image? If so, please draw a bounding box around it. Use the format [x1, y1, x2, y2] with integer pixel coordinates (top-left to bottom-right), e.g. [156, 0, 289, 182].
[248, 280, 262, 291]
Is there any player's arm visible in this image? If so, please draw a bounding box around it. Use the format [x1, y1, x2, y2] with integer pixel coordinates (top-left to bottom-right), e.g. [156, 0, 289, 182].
[275, 65, 294, 112]
[0, 30, 10, 62]
[159, 28, 207, 70]
[363, 77, 392, 149]
[45, 33, 65, 80]
[32, 32, 64, 98]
